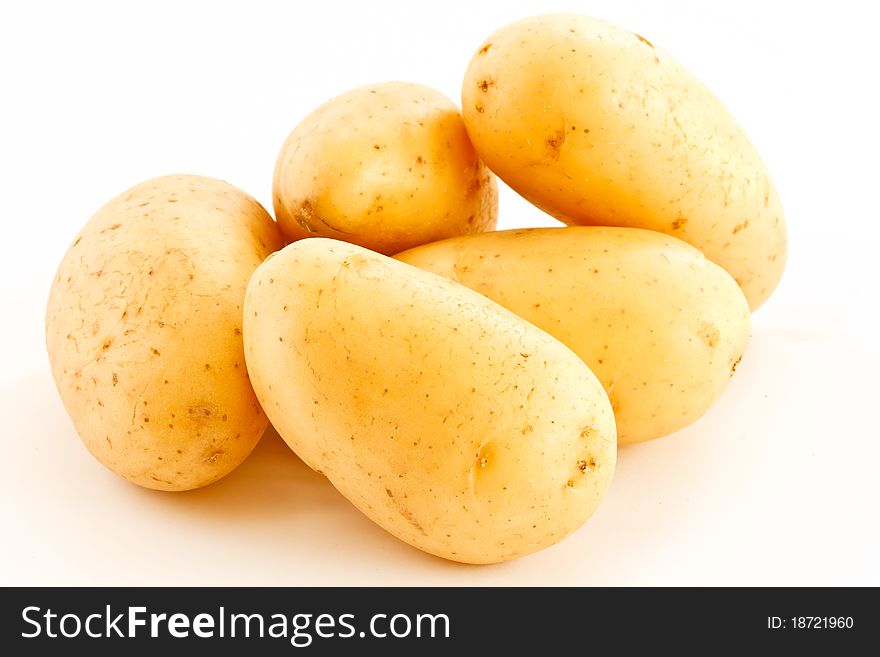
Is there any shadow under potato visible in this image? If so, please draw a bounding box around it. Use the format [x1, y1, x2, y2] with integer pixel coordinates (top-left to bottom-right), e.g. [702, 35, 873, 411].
[134, 425, 329, 519]
[129, 424, 455, 568]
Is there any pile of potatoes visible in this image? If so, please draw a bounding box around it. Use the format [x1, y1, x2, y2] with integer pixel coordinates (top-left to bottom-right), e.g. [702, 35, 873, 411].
[46, 14, 785, 564]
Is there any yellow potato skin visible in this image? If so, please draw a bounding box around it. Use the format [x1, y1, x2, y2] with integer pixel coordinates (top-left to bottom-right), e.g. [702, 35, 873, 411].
[396, 227, 751, 444]
[46, 175, 283, 491]
[273, 82, 498, 256]
[244, 239, 615, 564]
[462, 14, 786, 310]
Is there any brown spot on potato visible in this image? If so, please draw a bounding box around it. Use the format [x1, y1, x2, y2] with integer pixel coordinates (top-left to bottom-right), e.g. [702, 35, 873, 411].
[111, 372, 118, 386]
[633, 33, 654, 48]
[294, 199, 356, 235]
[477, 79, 493, 93]
[579, 427, 597, 440]
[730, 355, 743, 377]
[699, 322, 720, 348]
[546, 129, 566, 158]
[474, 103, 485, 113]
[478, 43, 492, 54]
[671, 216, 688, 230]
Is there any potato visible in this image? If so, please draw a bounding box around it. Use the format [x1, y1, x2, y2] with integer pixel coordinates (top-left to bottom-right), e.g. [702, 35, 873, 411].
[243, 238, 616, 563]
[273, 82, 498, 255]
[397, 227, 751, 443]
[45, 175, 283, 491]
[462, 14, 786, 310]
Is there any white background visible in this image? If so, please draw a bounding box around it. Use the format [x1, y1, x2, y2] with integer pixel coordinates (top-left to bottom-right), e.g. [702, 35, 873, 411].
[1, 0, 878, 585]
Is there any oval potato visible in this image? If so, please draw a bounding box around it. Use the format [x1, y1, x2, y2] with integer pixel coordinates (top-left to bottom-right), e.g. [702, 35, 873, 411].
[462, 14, 786, 310]
[244, 238, 616, 564]
[397, 227, 751, 443]
[46, 175, 283, 490]
[273, 82, 498, 255]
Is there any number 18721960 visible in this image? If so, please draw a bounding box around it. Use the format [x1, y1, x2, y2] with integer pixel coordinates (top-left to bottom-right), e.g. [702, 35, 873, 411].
[768, 617, 854, 630]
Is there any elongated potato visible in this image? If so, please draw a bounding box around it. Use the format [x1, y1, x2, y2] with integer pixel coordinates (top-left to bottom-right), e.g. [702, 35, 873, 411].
[273, 82, 498, 255]
[244, 239, 616, 563]
[397, 227, 751, 443]
[46, 175, 283, 491]
[462, 14, 787, 310]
